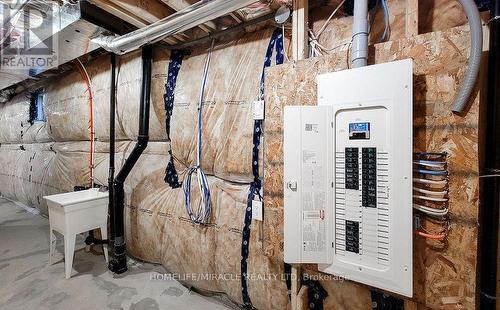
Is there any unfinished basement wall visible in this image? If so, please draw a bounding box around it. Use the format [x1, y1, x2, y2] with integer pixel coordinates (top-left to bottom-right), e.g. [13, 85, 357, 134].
[0, 28, 292, 309]
[0, 1, 489, 309]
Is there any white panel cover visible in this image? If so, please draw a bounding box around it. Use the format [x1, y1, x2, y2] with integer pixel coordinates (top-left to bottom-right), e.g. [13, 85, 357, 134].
[317, 59, 413, 297]
[283, 106, 333, 264]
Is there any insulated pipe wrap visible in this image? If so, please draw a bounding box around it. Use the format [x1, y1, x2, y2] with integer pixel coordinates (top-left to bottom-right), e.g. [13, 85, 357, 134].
[452, 0, 483, 113]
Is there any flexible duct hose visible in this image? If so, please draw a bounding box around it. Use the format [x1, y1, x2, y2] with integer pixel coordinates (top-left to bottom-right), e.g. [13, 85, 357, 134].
[452, 0, 483, 113]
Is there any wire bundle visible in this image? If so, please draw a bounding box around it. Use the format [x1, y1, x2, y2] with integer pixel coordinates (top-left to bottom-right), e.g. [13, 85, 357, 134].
[379, 0, 390, 42]
[413, 152, 450, 241]
[308, 0, 391, 58]
[308, 0, 349, 57]
[183, 40, 215, 225]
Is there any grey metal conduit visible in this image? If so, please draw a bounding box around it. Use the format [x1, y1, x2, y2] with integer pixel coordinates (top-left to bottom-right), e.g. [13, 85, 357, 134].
[351, 0, 482, 113]
[452, 0, 483, 114]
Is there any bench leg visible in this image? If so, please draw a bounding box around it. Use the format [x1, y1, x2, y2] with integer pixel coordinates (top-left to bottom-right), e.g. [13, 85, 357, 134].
[64, 234, 76, 279]
[100, 225, 109, 263]
[49, 228, 56, 265]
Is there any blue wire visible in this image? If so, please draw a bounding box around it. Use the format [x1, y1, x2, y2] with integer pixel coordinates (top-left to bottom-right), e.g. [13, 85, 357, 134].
[414, 160, 447, 165]
[414, 169, 448, 176]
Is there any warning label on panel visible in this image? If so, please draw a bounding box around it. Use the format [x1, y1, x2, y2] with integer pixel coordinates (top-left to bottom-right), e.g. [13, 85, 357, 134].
[303, 150, 317, 164]
[302, 211, 326, 252]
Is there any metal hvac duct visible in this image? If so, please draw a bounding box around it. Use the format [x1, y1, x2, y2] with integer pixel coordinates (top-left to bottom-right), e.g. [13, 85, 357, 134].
[92, 0, 260, 55]
[0, 1, 136, 92]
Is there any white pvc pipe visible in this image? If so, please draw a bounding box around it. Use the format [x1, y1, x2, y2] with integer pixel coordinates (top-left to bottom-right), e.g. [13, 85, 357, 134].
[351, 0, 369, 68]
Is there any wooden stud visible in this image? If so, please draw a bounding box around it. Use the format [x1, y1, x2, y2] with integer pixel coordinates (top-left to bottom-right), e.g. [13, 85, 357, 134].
[405, 0, 418, 38]
[404, 300, 418, 310]
[296, 285, 309, 310]
[290, 264, 301, 310]
[89, 0, 178, 45]
[229, 12, 242, 23]
[109, 0, 188, 42]
[157, 0, 217, 33]
[292, 0, 309, 60]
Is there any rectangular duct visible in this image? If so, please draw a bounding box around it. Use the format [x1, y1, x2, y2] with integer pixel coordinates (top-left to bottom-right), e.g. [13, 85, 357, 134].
[0, 1, 132, 91]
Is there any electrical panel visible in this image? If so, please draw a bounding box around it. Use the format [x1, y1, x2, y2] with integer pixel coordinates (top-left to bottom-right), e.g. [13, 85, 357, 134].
[283, 59, 413, 297]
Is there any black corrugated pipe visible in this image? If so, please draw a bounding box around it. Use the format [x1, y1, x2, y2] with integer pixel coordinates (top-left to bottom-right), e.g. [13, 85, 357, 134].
[478, 1, 500, 308]
[108, 53, 117, 253]
[108, 45, 153, 274]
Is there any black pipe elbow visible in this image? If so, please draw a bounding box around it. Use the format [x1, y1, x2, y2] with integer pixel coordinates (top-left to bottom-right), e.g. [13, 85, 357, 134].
[108, 44, 153, 275]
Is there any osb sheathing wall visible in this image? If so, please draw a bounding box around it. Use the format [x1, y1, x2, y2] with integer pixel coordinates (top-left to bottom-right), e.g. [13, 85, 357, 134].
[263, 24, 485, 309]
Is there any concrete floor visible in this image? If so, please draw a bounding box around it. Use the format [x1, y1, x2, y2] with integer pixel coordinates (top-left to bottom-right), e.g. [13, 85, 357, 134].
[0, 198, 234, 310]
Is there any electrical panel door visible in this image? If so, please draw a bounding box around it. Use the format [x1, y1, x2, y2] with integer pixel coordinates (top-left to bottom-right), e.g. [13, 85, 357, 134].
[283, 106, 333, 264]
[318, 59, 413, 297]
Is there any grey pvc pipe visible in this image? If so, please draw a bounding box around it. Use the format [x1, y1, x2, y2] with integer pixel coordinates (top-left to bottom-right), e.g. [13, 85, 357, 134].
[452, 0, 483, 113]
[351, 0, 369, 68]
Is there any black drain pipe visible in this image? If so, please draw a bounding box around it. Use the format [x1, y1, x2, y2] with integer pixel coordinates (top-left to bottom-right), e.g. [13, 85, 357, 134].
[478, 1, 500, 308]
[108, 45, 153, 274]
[108, 53, 117, 252]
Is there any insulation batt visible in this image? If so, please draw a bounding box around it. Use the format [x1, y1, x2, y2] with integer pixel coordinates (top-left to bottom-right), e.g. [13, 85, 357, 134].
[0, 29, 289, 309]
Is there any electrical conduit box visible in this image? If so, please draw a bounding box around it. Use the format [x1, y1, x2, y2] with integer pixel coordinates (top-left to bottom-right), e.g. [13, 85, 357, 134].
[283, 59, 413, 297]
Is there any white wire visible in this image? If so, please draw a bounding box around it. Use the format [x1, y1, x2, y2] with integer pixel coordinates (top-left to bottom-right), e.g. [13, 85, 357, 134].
[413, 160, 446, 168]
[380, 0, 390, 41]
[282, 25, 289, 61]
[413, 195, 448, 202]
[308, 30, 323, 57]
[413, 187, 448, 196]
[413, 178, 448, 186]
[308, 0, 347, 57]
[413, 204, 449, 217]
[316, 0, 347, 38]
[183, 40, 214, 225]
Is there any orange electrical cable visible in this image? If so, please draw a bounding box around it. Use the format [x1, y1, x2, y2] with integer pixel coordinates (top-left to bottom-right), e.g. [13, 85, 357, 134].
[75, 60, 94, 187]
[415, 230, 446, 240]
